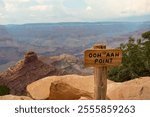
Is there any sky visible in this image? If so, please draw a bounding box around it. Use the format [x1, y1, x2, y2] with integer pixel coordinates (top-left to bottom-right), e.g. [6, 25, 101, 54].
[0, 0, 150, 24]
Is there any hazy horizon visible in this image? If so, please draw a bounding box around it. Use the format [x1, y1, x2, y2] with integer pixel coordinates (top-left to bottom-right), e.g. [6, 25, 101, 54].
[1, 20, 150, 25]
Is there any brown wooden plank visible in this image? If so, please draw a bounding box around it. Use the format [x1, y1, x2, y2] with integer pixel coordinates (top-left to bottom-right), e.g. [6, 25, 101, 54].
[94, 67, 107, 99]
[84, 49, 122, 67]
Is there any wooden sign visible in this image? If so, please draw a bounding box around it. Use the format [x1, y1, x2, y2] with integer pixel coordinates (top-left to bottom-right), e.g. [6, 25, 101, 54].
[84, 44, 122, 100]
[84, 49, 122, 67]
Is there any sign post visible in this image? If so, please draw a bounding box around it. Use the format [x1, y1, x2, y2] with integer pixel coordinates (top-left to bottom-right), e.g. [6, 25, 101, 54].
[93, 44, 107, 100]
[84, 44, 122, 100]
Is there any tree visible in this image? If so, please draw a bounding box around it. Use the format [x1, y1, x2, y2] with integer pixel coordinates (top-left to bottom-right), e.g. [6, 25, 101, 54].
[108, 31, 150, 82]
[0, 85, 10, 96]
[142, 31, 150, 75]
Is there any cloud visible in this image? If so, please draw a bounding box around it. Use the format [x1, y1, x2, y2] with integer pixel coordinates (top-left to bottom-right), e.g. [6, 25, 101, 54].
[84, 0, 150, 20]
[0, 13, 4, 18]
[30, 5, 52, 11]
[86, 6, 92, 11]
[21, 0, 30, 2]
[63, 0, 86, 9]
[4, 2, 17, 12]
[0, 0, 5, 9]
[0, 0, 4, 5]
[0, 0, 150, 24]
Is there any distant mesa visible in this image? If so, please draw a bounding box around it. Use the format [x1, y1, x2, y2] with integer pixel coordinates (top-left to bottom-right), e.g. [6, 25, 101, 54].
[0, 22, 150, 71]
[39, 54, 92, 76]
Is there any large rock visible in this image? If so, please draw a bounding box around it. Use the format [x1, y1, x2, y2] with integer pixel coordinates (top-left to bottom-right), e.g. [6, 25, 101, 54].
[27, 75, 150, 100]
[27, 75, 113, 100]
[107, 77, 150, 100]
[49, 81, 93, 100]
[79, 97, 91, 100]
[27, 76, 62, 100]
[0, 95, 32, 100]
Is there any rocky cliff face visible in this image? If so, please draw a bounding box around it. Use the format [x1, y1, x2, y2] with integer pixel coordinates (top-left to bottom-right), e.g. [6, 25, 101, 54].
[0, 52, 92, 95]
[39, 54, 92, 75]
[0, 51, 56, 95]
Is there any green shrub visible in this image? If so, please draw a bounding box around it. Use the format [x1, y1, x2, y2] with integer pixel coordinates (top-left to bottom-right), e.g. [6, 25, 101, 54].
[0, 85, 10, 96]
[108, 31, 150, 82]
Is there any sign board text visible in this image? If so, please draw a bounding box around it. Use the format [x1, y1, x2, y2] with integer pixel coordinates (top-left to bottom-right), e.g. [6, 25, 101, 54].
[84, 49, 122, 67]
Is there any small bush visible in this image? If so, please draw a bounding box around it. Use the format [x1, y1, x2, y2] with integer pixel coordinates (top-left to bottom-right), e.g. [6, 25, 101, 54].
[0, 85, 10, 96]
[108, 31, 150, 82]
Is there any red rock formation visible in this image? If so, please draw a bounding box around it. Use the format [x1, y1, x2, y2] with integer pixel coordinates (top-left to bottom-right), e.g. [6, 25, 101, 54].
[0, 51, 56, 95]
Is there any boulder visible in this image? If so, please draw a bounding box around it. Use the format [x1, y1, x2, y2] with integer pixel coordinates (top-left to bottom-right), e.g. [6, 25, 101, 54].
[107, 77, 150, 100]
[0, 95, 32, 100]
[27, 75, 150, 100]
[27, 76, 62, 100]
[27, 75, 113, 100]
[49, 81, 93, 100]
[79, 97, 92, 100]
